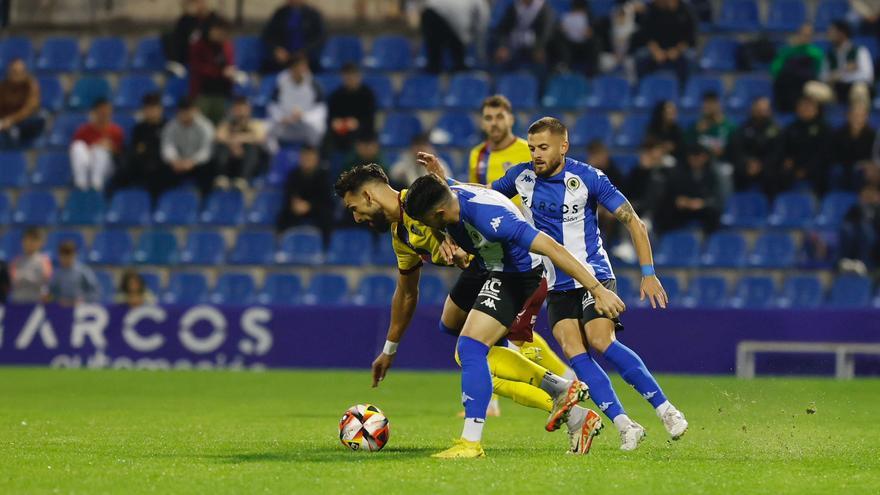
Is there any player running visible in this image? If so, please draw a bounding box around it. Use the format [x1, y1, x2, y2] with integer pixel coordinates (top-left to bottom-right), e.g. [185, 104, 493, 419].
[403, 174, 626, 458]
[334, 164, 602, 455]
[420, 117, 688, 451]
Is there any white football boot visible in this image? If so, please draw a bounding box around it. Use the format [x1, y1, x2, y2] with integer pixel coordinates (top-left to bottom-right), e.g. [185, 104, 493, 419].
[660, 407, 689, 440]
[619, 422, 646, 451]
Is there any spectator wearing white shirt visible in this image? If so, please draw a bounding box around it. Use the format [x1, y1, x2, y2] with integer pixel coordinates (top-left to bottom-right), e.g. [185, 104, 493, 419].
[268, 54, 327, 149]
[160, 98, 216, 195]
[557, 0, 598, 75]
[420, 0, 489, 73]
[823, 20, 874, 106]
[389, 133, 451, 188]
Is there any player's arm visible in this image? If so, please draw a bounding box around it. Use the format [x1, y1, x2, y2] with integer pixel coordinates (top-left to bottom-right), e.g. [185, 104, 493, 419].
[417, 152, 489, 188]
[613, 201, 668, 309]
[529, 232, 626, 318]
[371, 268, 420, 387]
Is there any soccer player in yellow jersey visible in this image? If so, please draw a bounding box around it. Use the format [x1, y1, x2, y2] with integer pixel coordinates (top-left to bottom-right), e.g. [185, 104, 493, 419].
[469, 95, 532, 202]
[335, 164, 602, 455]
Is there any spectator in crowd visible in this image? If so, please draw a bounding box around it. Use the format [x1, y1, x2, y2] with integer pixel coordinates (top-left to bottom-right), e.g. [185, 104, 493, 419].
[852, 0, 880, 40]
[556, 0, 598, 75]
[646, 100, 686, 164]
[9, 228, 52, 303]
[838, 182, 880, 274]
[636, 0, 696, 85]
[662, 144, 721, 233]
[492, 0, 557, 71]
[160, 98, 216, 196]
[326, 63, 376, 153]
[188, 16, 237, 124]
[821, 20, 874, 107]
[420, 0, 489, 73]
[626, 138, 670, 225]
[0, 58, 44, 149]
[268, 54, 327, 149]
[597, 0, 641, 73]
[69, 98, 124, 191]
[276, 146, 334, 242]
[260, 0, 326, 73]
[771, 24, 824, 112]
[47, 241, 100, 306]
[161, 0, 221, 75]
[586, 139, 625, 187]
[341, 130, 387, 175]
[727, 96, 782, 193]
[117, 93, 166, 197]
[779, 96, 832, 194]
[832, 104, 875, 189]
[117, 270, 155, 307]
[685, 91, 736, 160]
[214, 96, 268, 189]
[390, 133, 451, 188]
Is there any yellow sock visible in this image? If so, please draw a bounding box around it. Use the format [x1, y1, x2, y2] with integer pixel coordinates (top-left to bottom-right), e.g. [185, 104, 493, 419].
[487, 346, 550, 385]
[520, 332, 571, 378]
[492, 377, 553, 412]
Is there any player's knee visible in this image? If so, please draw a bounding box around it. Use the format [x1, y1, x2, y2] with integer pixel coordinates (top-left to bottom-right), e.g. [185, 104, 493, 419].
[552, 326, 586, 359]
[586, 325, 615, 352]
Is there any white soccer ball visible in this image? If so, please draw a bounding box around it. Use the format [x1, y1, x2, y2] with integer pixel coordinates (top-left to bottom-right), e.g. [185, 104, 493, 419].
[338, 404, 390, 452]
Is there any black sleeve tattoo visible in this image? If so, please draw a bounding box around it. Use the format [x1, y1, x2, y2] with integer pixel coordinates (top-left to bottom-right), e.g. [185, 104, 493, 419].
[614, 202, 636, 224]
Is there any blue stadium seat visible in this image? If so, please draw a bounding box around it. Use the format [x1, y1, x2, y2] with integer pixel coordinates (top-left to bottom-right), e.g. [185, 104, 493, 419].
[419, 274, 448, 305]
[430, 111, 478, 148]
[611, 153, 639, 176]
[0, 194, 10, 225]
[380, 112, 423, 148]
[251, 73, 279, 110]
[615, 276, 634, 303]
[730, 276, 777, 309]
[114, 75, 159, 110]
[303, 273, 349, 305]
[363, 35, 412, 71]
[106, 188, 151, 226]
[228, 231, 275, 265]
[92, 270, 115, 302]
[131, 37, 165, 72]
[661, 275, 681, 303]
[209, 272, 256, 305]
[613, 114, 650, 149]
[68, 76, 112, 110]
[682, 275, 728, 308]
[354, 274, 397, 306]
[370, 235, 398, 266]
[444, 73, 490, 110]
[153, 189, 199, 226]
[632, 74, 678, 111]
[320, 35, 363, 71]
[245, 190, 282, 226]
[265, 147, 299, 186]
[257, 273, 303, 305]
[726, 76, 772, 113]
[115, 112, 137, 139]
[748, 232, 796, 268]
[233, 35, 262, 73]
[496, 73, 538, 110]
[162, 76, 189, 108]
[397, 74, 441, 109]
[827, 275, 872, 308]
[0, 37, 34, 70]
[162, 272, 208, 305]
[0, 151, 27, 188]
[60, 189, 105, 225]
[654, 231, 701, 268]
[36, 37, 80, 73]
[13, 190, 57, 225]
[815, 192, 858, 228]
[716, 0, 761, 31]
[586, 76, 630, 111]
[133, 230, 178, 265]
[698, 38, 739, 72]
[327, 228, 373, 266]
[768, 191, 815, 228]
[362, 74, 394, 109]
[200, 189, 244, 226]
[87, 229, 133, 265]
[815, 0, 850, 31]
[180, 231, 226, 265]
[38, 76, 64, 111]
[721, 192, 769, 228]
[569, 114, 613, 147]
[766, 0, 806, 33]
[45, 230, 86, 261]
[855, 35, 879, 61]
[277, 227, 324, 264]
[139, 271, 162, 295]
[314, 73, 342, 95]
[701, 232, 747, 268]
[47, 113, 88, 148]
[83, 36, 127, 72]
[680, 75, 725, 112]
[542, 73, 590, 110]
[0, 227, 20, 259]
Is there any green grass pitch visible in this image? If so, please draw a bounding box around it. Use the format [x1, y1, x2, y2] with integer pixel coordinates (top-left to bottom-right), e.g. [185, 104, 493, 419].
[1, 368, 878, 494]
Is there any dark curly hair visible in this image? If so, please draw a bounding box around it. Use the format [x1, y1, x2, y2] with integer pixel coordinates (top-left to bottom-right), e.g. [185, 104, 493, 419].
[334, 163, 389, 197]
[403, 174, 452, 221]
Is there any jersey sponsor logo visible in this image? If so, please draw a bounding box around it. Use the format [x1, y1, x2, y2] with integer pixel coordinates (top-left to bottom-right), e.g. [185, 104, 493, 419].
[521, 175, 534, 183]
[490, 216, 503, 232]
[478, 278, 502, 301]
[581, 292, 594, 309]
[462, 392, 475, 404]
[642, 390, 657, 400]
[481, 298, 497, 310]
[598, 401, 612, 411]
[566, 177, 581, 192]
[534, 201, 581, 215]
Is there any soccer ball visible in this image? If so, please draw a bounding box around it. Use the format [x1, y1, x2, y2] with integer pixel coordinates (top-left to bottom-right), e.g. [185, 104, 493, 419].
[338, 404, 390, 452]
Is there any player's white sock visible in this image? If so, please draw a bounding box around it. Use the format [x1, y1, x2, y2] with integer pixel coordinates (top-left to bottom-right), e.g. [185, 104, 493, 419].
[655, 400, 673, 417]
[539, 372, 572, 397]
[566, 405, 588, 432]
[612, 414, 634, 433]
[462, 418, 485, 442]
[563, 367, 578, 381]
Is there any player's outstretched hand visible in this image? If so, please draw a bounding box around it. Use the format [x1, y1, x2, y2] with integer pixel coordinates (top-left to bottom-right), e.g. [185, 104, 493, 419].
[416, 152, 447, 179]
[371, 352, 395, 388]
[439, 236, 458, 265]
[640, 275, 668, 309]
[593, 286, 626, 319]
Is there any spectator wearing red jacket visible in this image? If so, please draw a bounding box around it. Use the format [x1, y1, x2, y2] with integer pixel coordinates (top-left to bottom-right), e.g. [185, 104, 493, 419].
[189, 17, 237, 124]
[69, 99, 124, 191]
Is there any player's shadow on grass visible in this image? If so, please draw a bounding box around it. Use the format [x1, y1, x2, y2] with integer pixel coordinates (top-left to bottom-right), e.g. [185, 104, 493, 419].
[214, 446, 435, 464]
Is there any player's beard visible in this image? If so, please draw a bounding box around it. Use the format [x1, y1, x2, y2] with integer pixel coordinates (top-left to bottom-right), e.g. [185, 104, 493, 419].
[534, 156, 564, 177]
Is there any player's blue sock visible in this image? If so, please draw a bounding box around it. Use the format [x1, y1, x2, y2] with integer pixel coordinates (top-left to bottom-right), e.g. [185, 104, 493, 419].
[439, 322, 458, 336]
[457, 336, 492, 422]
[603, 341, 668, 408]
[570, 352, 626, 421]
